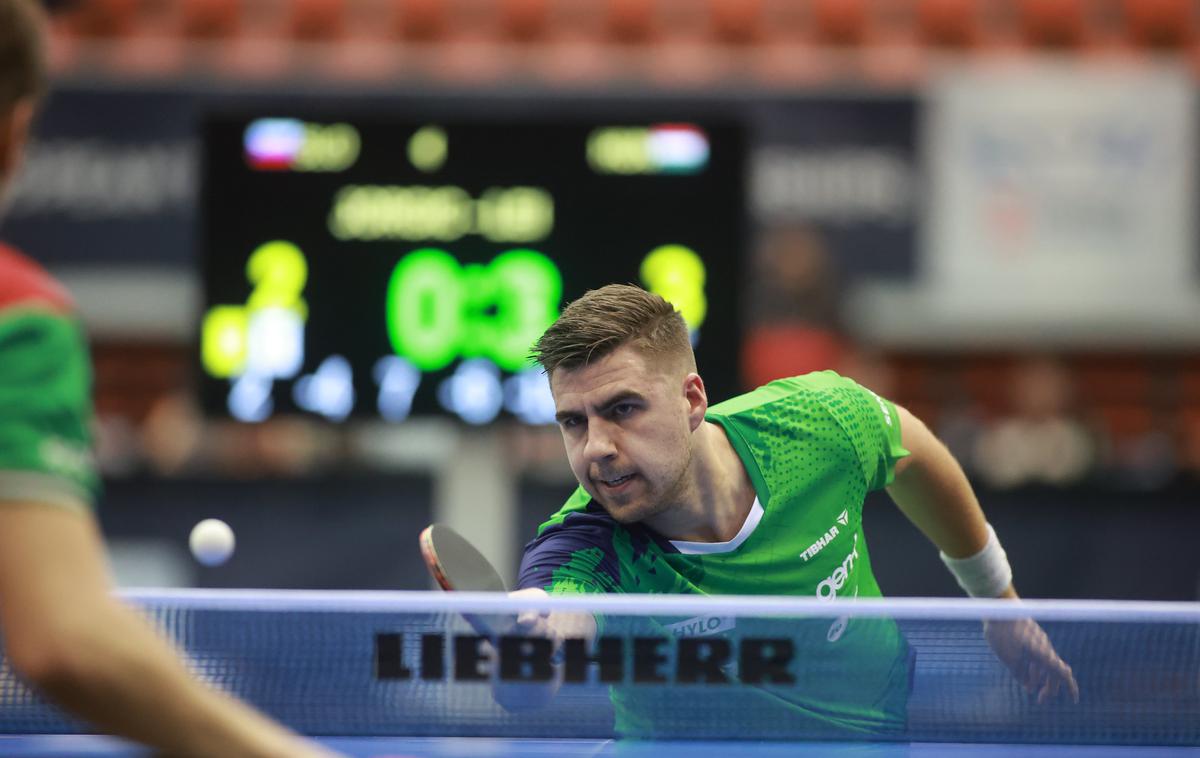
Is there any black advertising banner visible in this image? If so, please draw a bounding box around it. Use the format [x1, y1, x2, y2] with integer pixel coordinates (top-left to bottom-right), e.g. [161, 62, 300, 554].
[0, 86, 198, 266]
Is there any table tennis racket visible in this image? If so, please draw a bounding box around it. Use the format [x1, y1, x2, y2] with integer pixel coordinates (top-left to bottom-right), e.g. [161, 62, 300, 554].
[419, 523, 516, 639]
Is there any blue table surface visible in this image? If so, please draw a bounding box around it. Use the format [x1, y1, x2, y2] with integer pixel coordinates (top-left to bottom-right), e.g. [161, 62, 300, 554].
[1, 736, 1198, 757]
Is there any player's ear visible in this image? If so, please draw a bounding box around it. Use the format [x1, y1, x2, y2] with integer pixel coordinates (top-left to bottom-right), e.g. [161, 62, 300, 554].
[683, 372, 707, 432]
[0, 98, 35, 192]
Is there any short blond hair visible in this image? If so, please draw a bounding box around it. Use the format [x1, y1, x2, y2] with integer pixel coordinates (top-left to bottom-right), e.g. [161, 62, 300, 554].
[533, 284, 694, 376]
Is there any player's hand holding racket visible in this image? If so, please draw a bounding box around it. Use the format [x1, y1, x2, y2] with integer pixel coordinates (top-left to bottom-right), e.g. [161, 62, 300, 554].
[419, 523, 517, 639]
[420, 524, 591, 712]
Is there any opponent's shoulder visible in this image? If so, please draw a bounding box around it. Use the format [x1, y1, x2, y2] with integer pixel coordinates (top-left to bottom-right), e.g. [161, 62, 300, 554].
[0, 244, 75, 317]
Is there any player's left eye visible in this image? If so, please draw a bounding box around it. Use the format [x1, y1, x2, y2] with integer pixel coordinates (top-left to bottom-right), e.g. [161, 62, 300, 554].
[612, 402, 636, 417]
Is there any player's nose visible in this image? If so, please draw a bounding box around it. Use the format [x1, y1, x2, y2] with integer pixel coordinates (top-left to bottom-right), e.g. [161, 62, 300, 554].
[582, 420, 618, 461]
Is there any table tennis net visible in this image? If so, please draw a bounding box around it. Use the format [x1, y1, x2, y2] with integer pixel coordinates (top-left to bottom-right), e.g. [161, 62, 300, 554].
[0, 591, 1196, 746]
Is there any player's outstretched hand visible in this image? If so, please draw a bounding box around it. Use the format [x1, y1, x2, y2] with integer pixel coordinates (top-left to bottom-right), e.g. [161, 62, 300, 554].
[983, 617, 1080, 705]
[490, 588, 566, 713]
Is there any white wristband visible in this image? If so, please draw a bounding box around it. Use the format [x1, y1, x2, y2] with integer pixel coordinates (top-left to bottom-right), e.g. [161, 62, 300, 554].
[939, 523, 1012, 598]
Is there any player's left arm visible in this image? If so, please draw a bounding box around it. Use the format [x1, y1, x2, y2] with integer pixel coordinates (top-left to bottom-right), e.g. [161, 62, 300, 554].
[886, 405, 1079, 704]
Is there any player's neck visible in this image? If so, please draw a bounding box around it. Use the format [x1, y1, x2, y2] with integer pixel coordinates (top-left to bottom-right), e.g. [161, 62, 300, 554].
[646, 421, 755, 543]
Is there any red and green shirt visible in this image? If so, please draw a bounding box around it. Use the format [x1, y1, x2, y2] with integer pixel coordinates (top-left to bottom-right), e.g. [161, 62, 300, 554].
[0, 243, 98, 511]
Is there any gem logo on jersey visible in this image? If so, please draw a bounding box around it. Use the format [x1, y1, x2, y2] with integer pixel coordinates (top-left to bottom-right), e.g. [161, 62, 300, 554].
[816, 534, 859, 600]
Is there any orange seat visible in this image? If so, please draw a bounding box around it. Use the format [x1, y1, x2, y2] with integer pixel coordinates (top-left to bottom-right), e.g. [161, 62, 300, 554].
[442, 0, 504, 40]
[1122, 0, 1193, 49]
[741, 325, 844, 390]
[652, 0, 713, 41]
[232, 0, 292, 37]
[1017, 0, 1090, 48]
[1073, 358, 1153, 407]
[500, 0, 549, 41]
[812, 0, 870, 45]
[757, 0, 809, 42]
[1096, 404, 1154, 442]
[179, 0, 240, 39]
[607, 0, 655, 43]
[396, 0, 446, 41]
[290, 0, 346, 41]
[711, 0, 762, 44]
[917, 0, 984, 48]
[1177, 361, 1200, 404]
[62, 0, 140, 38]
[959, 356, 1014, 415]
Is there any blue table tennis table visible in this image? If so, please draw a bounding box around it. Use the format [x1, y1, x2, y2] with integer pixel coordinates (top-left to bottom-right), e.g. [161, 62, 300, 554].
[2, 735, 1199, 756]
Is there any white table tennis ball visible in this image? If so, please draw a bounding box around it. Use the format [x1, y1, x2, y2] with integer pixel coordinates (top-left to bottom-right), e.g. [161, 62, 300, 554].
[189, 518, 235, 567]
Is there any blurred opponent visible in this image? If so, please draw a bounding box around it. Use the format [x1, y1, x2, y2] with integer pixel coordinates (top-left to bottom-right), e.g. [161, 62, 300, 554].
[511, 284, 1079, 735]
[0, 2, 339, 755]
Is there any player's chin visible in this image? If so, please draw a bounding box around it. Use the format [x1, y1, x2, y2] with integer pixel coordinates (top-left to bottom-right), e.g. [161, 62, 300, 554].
[603, 497, 662, 525]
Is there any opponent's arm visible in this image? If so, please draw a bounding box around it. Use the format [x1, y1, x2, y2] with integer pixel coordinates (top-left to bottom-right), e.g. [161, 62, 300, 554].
[0, 501, 340, 758]
[884, 405, 1078, 704]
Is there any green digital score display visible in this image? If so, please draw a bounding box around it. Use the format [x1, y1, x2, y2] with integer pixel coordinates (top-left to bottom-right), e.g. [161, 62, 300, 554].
[385, 248, 562, 372]
[200, 111, 745, 424]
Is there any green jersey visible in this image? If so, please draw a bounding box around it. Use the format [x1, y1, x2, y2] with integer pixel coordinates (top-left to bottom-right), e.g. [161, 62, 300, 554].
[517, 371, 912, 738]
[0, 244, 98, 511]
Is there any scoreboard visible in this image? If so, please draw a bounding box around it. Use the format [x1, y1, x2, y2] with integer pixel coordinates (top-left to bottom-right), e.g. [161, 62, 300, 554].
[199, 108, 746, 425]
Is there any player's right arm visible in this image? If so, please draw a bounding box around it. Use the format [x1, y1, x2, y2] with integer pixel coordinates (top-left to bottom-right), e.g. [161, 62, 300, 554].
[0, 502, 339, 758]
[494, 510, 611, 711]
[514, 503, 613, 649]
[0, 298, 339, 756]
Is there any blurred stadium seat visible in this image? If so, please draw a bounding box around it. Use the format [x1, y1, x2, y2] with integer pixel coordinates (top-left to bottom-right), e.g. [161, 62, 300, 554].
[500, 0, 548, 42]
[1120, 0, 1194, 50]
[1017, 0, 1090, 49]
[753, 0, 836, 84]
[653, 0, 712, 42]
[60, 0, 140, 38]
[543, 0, 607, 41]
[917, 0, 985, 48]
[607, 0, 654, 44]
[711, 0, 763, 45]
[534, 0, 616, 82]
[1074, 358, 1153, 408]
[759, 0, 809, 42]
[289, 0, 346, 42]
[397, 0, 447, 41]
[180, 0, 240, 39]
[813, 0, 871, 46]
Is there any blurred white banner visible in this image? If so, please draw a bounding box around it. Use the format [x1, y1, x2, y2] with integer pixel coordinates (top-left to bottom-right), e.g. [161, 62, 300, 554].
[851, 61, 1200, 347]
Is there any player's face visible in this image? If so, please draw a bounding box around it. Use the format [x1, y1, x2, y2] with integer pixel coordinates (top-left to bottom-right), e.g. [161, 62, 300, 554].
[551, 344, 706, 524]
